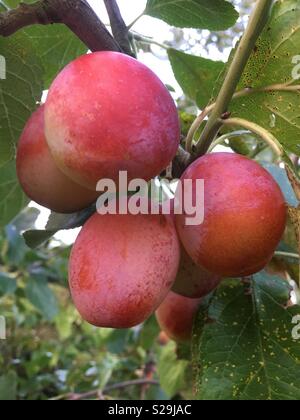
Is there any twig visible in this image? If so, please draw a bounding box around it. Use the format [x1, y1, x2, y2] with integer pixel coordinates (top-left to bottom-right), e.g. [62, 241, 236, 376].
[66, 379, 160, 400]
[0, 0, 9, 11]
[0, 0, 121, 53]
[221, 117, 283, 157]
[127, 11, 145, 30]
[195, 0, 273, 156]
[103, 0, 134, 56]
[185, 107, 211, 153]
[207, 130, 251, 153]
[274, 251, 300, 261]
[187, 84, 300, 157]
[131, 32, 170, 51]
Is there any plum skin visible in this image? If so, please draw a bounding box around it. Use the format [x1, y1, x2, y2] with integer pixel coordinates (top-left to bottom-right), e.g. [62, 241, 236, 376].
[16, 105, 98, 214]
[45, 51, 180, 190]
[156, 291, 202, 342]
[176, 153, 287, 278]
[69, 209, 181, 328]
[172, 247, 222, 298]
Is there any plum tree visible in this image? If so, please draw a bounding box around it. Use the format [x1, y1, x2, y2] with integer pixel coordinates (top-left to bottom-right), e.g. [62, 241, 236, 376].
[176, 153, 287, 278]
[16, 106, 99, 214]
[69, 204, 180, 328]
[156, 291, 202, 342]
[44, 51, 180, 190]
[172, 248, 222, 298]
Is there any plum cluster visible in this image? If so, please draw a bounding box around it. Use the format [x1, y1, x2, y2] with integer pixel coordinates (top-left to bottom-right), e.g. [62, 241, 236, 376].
[16, 52, 286, 342]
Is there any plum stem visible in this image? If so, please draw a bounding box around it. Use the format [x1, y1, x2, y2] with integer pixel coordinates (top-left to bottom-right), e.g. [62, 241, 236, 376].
[127, 11, 146, 30]
[220, 117, 283, 158]
[207, 130, 251, 153]
[274, 251, 299, 261]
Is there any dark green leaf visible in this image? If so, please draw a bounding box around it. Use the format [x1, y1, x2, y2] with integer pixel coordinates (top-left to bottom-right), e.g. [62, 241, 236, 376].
[5, 224, 27, 265]
[146, 0, 239, 31]
[25, 275, 59, 321]
[0, 272, 17, 296]
[0, 371, 17, 400]
[23, 229, 57, 249]
[0, 32, 43, 165]
[0, 160, 29, 228]
[193, 273, 300, 400]
[23, 25, 88, 88]
[168, 49, 224, 108]
[157, 341, 189, 397]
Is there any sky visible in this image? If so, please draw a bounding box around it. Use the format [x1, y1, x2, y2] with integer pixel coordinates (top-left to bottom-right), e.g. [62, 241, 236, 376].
[32, 0, 229, 245]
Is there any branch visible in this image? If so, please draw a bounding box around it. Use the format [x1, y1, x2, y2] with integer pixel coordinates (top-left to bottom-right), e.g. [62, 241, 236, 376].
[0, 0, 121, 53]
[221, 117, 284, 158]
[66, 379, 160, 400]
[186, 84, 300, 156]
[194, 0, 273, 157]
[103, 0, 134, 56]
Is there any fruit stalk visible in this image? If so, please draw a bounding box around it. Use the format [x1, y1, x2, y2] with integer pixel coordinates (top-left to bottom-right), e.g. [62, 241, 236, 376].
[221, 118, 284, 158]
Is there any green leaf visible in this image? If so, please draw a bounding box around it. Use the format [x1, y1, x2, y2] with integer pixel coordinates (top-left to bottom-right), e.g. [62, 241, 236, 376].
[23, 204, 96, 249]
[98, 354, 119, 390]
[0, 272, 17, 296]
[193, 273, 300, 400]
[0, 32, 44, 165]
[5, 224, 27, 265]
[0, 160, 29, 227]
[11, 206, 40, 232]
[0, 371, 17, 400]
[223, 0, 300, 155]
[139, 315, 160, 350]
[23, 25, 88, 88]
[157, 341, 189, 397]
[4, 0, 35, 7]
[55, 306, 77, 340]
[168, 49, 224, 108]
[23, 229, 57, 249]
[0, 31, 43, 227]
[46, 205, 96, 231]
[146, 0, 238, 30]
[25, 275, 59, 321]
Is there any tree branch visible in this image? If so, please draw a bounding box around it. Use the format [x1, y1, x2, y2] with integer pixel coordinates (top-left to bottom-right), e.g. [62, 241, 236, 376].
[0, 0, 121, 53]
[103, 0, 134, 56]
[66, 379, 160, 400]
